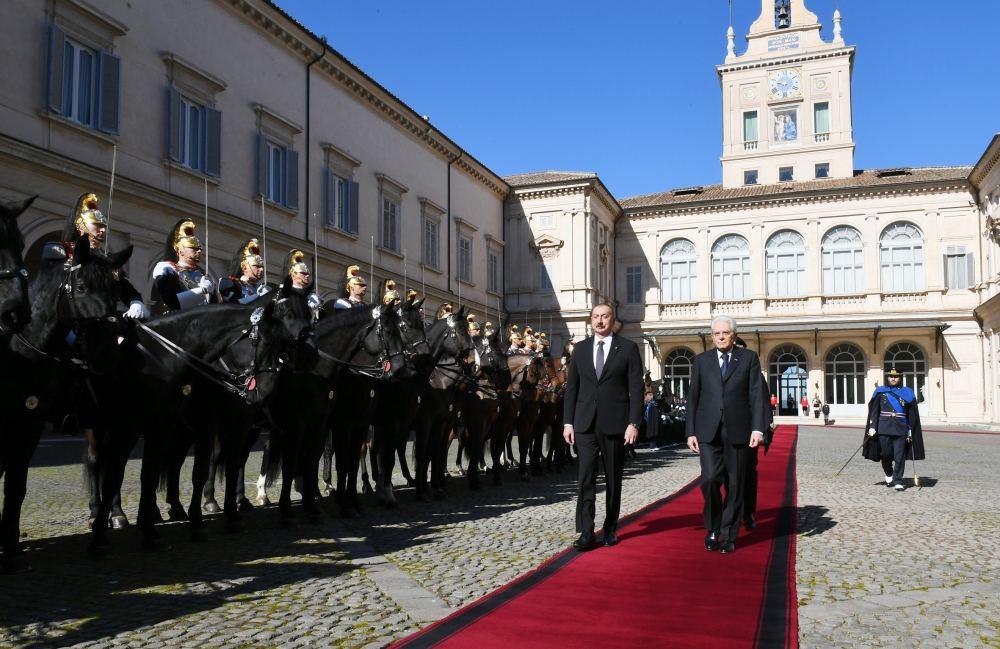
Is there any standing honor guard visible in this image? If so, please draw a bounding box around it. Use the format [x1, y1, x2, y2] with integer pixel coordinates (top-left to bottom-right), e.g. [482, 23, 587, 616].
[63, 192, 149, 320]
[863, 368, 926, 491]
[219, 238, 267, 304]
[150, 219, 217, 313]
[333, 264, 368, 310]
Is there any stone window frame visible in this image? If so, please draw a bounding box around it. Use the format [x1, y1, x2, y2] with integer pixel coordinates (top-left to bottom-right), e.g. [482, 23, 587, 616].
[376, 172, 408, 256]
[254, 104, 302, 214]
[454, 216, 478, 286]
[322, 142, 362, 237]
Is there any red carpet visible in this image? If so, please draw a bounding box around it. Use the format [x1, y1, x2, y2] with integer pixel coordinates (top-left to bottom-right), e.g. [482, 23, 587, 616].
[394, 426, 799, 649]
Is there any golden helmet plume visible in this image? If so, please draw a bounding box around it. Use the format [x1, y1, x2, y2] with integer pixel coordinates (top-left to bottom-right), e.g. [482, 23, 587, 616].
[241, 239, 263, 269]
[483, 321, 495, 336]
[74, 192, 107, 234]
[173, 219, 202, 253]
[467, 313, 480, 332]
[288, 249, 309, 275]
[406, 289, 417, 302]
[436, 303, 454, 320]
[345, 264, 366, 288]
[508, 324, 522, 342]
[382, 279, 400, 305]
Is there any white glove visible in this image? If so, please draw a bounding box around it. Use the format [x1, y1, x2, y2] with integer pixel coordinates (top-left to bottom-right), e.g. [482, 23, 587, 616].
[307, 293, 322, 310]
[867, 428, 877, 437]
[256, 283, 271, 296]
[124, 300, 149, 320]
[196, 276, 214, 294]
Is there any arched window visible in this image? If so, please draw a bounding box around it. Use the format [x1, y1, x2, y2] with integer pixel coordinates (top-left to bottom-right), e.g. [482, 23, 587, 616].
[880, 222, 925, 292]
[766, 230, 805, 297]
[663, 348, 695, 398]
[768, 344, 808, 415]
[660, 238, 697, 302]
[825, 343, 867, 405]
[712, 234, 750, 300]
[884, 342, 927, 402]
[821, 226, 864, 295]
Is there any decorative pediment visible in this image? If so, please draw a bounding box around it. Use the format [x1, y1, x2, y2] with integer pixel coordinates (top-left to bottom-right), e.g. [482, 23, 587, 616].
[531, 234, 563, 260]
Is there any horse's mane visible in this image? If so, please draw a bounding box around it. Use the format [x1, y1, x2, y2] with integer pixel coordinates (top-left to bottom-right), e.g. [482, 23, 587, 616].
[0, 212, 25, 257]
[315, 303, 377, 335]
[76, 252, 121, 296]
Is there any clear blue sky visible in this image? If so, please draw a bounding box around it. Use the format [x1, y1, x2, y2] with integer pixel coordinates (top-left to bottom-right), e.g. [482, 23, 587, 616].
[278, 0, 999, 199]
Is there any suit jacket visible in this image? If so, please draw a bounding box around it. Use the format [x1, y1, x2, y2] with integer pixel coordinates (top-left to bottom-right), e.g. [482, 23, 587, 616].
[563, 335, 644, 435]
[685, 346, 766, 445]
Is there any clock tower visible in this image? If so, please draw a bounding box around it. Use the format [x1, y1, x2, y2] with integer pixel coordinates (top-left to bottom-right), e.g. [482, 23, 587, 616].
[718, 0, 855, 189]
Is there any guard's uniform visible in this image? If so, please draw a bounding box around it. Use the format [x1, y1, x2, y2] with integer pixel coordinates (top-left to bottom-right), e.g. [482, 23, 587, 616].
[150, 219, 216, 313]
[332, 264, 368, 311]
[220, 238, 268, 304]
[863, 373, 926, 488]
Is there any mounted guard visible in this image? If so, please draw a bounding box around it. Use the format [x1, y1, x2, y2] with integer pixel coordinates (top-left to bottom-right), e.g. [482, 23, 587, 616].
[507, 324, 526, 355]
[283, 249, 322, 316]
[150, 218, 216, 314]
[219, 238, 268, 304]
[333, 264, 368, 310]
[436, 302, 454, 320]
[382, 279, 401, 306]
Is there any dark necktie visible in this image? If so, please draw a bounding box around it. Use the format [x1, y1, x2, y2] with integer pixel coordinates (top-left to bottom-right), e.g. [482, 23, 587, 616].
[596, 340, 605, 379]
[721, 351, 730, 377]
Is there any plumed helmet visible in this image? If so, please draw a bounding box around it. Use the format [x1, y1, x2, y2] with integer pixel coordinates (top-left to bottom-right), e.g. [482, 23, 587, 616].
[538, 332, 549, 347]
[886, 367, 901, 378]
[406, 289, 417, 303]
[483, 321, 495, 337]
[231, 238, 263, 276]
[164, 218, 202, 261]
[436, 303, 453, 320]
[286, 249, 310, 276]
[382, 278, 400, 305]
[72, 193, 106, 237]
[344, 264, 366, 291]
[467, 313, 480, 333]
[508, 324, 523, 344]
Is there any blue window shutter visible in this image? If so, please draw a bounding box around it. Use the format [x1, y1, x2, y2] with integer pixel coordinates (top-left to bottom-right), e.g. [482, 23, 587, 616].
[348, 180, 359, 234]
[255, 134, 267, 197]
[97, 51, 121, 133]
[285, 148, 299, 210]
[205, 107, 222, 177]
[167, 88, 182, 161]
[323, 167, 333, 225]
[47, 25, 66, 113]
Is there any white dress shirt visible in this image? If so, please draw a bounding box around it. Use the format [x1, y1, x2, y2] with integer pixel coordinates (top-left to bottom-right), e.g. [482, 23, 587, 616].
[593, 332, 613, 371]
[716, 346, 763, 439]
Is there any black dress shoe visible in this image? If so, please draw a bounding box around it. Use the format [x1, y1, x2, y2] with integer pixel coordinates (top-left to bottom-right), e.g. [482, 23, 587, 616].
[603, 531, 618, 547]
[572, 534, 596, 552]
[743, 515, 757, 530]
[720, 540, 735, 554]
[704, 531, 720, 551]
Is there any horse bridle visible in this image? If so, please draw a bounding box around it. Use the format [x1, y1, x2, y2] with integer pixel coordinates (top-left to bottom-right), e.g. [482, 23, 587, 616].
[0, 264, 30, 335]
[397, 307, 431, 360]
[343, 306, 404, 378]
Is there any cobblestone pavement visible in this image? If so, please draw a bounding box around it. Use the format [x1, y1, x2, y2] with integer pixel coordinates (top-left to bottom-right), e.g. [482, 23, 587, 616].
[3, 426, 998, 648]
[796, 425, 1000, 648]
[0, 436, 696, 648]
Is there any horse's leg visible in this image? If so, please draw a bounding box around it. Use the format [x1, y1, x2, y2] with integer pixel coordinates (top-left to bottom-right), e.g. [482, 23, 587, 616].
[466, 419, 482, 491]
[164, 433, 188, 522]
[186, 426, 213, 540]
[136, 421, 168, 550]
[374, 420, 397, 507]
[412, 417, 431, 502]
[505, 429, 517, 470]
[256, 434, 272, 505]
[346, 424, 365, 514]
[2, 418, 43, 572]
[454, 432, 466, 476]
[236, 425, 260, 513]
[321, 429, 334, 494]
[530, 422, 546, 476]
[397, 433, 415, 487]
[489, 423, 504, 486]
[279, 425, 301, 525]
[360, 439, 374, 496]
[202, 434, 222, 514]
[222, 422, 247, 533]
[84, 429, 100, 526]
[430, 417, 448, 498]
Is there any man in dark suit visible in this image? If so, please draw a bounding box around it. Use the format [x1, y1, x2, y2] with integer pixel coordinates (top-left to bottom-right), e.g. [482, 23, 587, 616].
[686, 316, 766, 554]
[563, 303, 644, 550]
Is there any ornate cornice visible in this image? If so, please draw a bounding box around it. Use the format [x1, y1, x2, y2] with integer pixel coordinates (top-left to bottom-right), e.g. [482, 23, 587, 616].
[970, 134, 1000, 187]
[716, 46, 854, 75]
[625, 180, 974, 220]
[224, 0, 508, 199]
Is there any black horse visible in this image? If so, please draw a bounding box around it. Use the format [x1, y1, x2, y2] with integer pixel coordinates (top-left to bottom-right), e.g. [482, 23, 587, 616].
[103, 283, 315, 548]
[456, 327, 512, 490]
[1, 235, 132, 570]
[411, 308, 474, 501]
[0, 196, 34, 336]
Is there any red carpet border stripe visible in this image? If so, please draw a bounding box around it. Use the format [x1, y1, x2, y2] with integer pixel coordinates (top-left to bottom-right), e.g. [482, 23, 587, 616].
[394, 426, 799, 649]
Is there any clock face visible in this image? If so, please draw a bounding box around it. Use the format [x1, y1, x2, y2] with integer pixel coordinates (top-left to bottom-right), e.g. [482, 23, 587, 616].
[768, 69, 801, 100]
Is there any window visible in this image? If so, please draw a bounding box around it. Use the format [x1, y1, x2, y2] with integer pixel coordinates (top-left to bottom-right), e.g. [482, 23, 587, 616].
[944, 246, 975, 289]
[422, 216, 439, 268]
[768, 345, 808, 415]
[880, 222, 925, 292]
[779, 166, 794, 182]
[663, 348, 695, 398]
[744, 170, 759, 186]
[660, 238, 697, 302]
[539, 261, 554, 291]
[825, 343, 866, 405]
[256, 135, 298, 209]
[47, 27, 121, 134]
[822, 226, 864, 294]
[167, 91, 222, 176]
[712, 234, 751, 300]
[626, 266, 643, 304]
[487, 249, 499, 293]
[815, 163, 830, 179]
[458, 236, 472, 282]
[326, 172, 358, 234]
[884, 342, 926, 402]
[743, 111, 758, 149]
[382, 195, 401, 252]
[765, 230, 805, 297]
[813, 102, 830, 142]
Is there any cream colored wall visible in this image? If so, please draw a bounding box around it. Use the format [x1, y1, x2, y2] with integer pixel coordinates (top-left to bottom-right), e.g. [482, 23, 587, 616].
[0, 0, 504, 314]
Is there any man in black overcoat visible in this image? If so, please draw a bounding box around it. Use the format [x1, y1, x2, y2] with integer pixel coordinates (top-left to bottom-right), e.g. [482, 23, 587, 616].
[563, 303, 644, 550]
[685, 316, 766, 554]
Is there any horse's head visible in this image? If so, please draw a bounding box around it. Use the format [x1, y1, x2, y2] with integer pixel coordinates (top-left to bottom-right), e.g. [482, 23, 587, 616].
[0, 195, 34, 335]
[361, 304, 409, 380]
[59, 235, 133, 375]
[475, 326, 512, 391]
[397, 297, 434, 375]
[243, 282, 317, 401]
